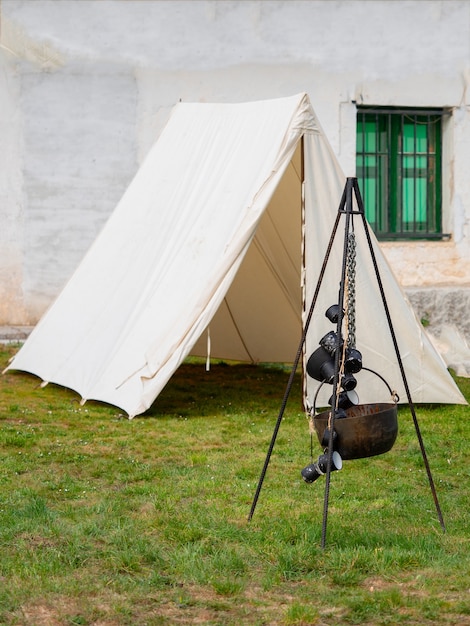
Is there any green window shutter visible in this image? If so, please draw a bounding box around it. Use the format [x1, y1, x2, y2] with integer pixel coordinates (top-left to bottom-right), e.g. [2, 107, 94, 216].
[356, 108, 443, 240]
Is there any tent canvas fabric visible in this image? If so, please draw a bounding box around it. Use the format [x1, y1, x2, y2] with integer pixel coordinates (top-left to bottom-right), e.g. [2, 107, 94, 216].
[6, 93, 466, 416]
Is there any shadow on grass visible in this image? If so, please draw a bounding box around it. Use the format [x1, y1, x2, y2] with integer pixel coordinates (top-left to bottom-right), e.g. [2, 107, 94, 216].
[146, 361, 299, 418]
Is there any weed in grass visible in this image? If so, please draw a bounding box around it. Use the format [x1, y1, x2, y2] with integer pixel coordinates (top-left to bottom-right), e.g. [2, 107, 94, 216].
[67, 615, 87, 626]
[284, 600, 320, 624]
[211, 577, 246, 596]
[345, 586, 408, 624]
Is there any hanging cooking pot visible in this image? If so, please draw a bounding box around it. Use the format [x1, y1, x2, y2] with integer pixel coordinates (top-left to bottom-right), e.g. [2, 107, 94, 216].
[312, 368, 399, 460]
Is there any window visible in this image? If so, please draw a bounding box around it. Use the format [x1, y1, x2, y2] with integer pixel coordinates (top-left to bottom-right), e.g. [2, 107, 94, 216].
[356, 107, 445, 240]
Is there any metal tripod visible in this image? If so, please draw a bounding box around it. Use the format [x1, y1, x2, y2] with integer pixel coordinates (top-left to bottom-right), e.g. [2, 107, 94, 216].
[247, 177, 445, 548]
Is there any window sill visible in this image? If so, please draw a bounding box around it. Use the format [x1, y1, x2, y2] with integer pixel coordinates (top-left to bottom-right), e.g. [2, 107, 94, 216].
[376, 234, 451, 243]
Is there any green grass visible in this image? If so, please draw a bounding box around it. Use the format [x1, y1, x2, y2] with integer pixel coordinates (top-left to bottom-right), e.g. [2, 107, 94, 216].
[1, 344, 469, 625]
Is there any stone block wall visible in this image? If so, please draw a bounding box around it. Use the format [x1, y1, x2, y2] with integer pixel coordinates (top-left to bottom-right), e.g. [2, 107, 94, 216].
[405, 286, 470, 341]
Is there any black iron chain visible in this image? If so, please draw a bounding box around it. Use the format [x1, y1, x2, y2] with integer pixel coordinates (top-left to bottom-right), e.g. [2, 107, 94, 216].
[346, 232, 356, 349]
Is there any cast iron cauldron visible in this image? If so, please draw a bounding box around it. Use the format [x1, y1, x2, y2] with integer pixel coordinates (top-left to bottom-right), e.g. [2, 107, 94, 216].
[314, 402, 398, 460]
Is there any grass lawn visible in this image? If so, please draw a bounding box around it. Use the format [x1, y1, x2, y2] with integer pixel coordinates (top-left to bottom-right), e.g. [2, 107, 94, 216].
[0, 343, 469, 625]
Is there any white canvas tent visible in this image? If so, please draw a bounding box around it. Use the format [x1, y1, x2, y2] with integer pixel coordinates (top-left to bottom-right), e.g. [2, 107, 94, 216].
[6, 93, 466, 416]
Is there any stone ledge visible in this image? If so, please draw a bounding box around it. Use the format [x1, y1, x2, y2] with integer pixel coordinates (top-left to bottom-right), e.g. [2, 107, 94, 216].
[405, 286, 470, 340]
[0, 326, 34, 343]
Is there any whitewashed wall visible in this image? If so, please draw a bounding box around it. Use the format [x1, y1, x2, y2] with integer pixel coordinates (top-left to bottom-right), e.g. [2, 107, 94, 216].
[1, 0, 470, 327]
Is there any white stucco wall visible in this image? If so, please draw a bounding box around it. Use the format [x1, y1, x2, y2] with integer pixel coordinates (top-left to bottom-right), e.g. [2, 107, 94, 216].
[1, 0, 470, 324]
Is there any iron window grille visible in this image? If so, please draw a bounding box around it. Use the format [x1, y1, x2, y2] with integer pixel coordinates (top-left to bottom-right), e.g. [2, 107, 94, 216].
[356, 107, 447, 240]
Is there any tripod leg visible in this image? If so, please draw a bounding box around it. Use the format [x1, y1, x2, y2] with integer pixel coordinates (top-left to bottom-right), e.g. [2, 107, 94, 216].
[353, 179, 446, 532]
[321, 177, 354, 548]
[247, 195, 345, 522]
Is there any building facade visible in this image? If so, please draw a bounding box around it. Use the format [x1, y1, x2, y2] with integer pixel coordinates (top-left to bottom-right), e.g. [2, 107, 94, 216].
[1, 0, 470, 336]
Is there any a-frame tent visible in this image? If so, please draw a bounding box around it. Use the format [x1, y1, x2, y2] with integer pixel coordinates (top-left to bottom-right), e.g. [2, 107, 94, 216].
[6, 93, 466, 416]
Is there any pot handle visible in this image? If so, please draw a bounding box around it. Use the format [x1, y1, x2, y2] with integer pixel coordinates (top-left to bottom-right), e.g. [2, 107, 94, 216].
[361, 367, 400, 404]
[310, 368, 399, 417]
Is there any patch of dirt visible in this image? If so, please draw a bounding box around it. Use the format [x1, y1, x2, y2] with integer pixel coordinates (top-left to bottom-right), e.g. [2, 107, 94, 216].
[20, 602, 68, 626]
[362, 575, 398, 592]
